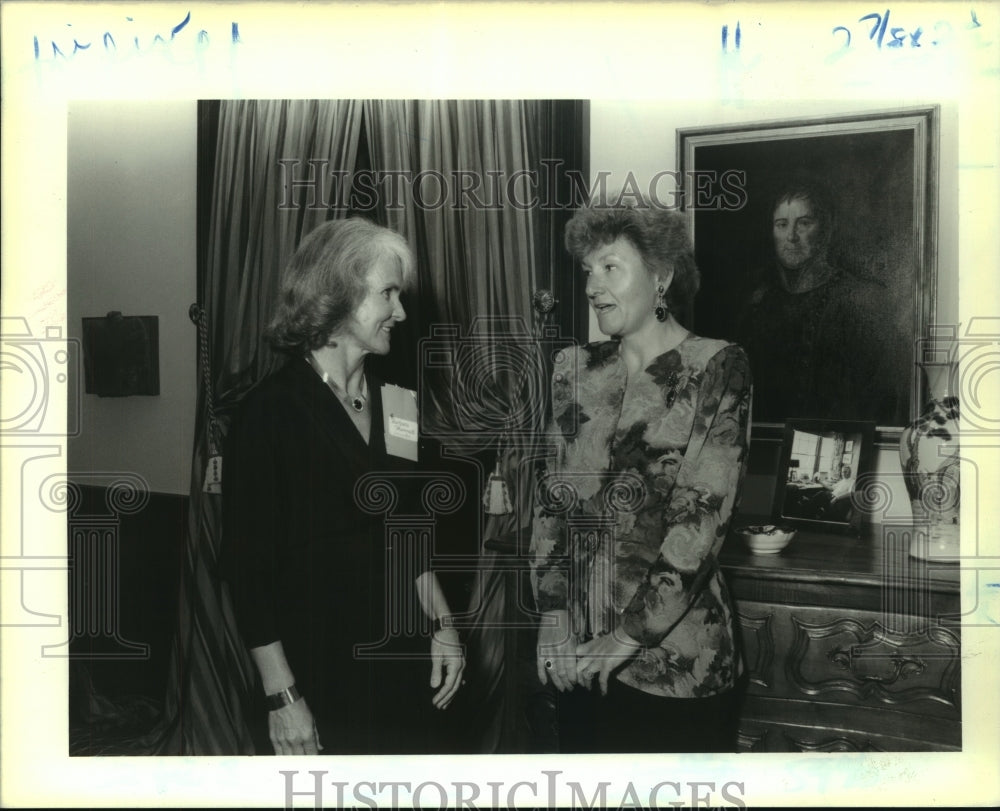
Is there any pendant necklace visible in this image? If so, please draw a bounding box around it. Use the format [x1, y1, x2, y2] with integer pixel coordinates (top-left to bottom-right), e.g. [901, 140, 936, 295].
[308, 355, 367, 413]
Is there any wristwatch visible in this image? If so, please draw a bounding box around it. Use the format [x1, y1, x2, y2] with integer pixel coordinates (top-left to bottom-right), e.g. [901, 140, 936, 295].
[265, 684, 302, 711]
[432, 616, 455, 634]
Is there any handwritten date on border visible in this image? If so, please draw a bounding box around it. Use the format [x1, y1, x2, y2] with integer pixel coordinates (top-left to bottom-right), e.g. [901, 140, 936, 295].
[832, 7, 983, 52]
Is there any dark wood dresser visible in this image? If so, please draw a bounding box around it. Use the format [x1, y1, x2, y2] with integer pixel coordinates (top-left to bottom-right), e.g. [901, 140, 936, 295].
[720, 520, 961, 752]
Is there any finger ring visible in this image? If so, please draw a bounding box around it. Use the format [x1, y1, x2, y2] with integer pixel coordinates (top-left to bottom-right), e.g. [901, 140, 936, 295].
[544, 659, 553, 669]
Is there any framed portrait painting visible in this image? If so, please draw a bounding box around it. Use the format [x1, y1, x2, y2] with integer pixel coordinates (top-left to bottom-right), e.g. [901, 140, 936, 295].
[678, 108, 939, 443]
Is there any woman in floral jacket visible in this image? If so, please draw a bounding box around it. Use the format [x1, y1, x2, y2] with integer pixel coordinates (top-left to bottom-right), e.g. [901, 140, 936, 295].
[531, 197, 752, 752]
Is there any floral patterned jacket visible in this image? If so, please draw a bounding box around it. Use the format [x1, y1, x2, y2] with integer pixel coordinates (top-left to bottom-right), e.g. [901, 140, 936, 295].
[530, 336, 752, 698]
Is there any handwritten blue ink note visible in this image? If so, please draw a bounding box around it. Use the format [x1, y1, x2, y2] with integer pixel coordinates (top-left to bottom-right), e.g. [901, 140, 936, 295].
[33, 11, 240, 63]
[830, 6, 986, 55]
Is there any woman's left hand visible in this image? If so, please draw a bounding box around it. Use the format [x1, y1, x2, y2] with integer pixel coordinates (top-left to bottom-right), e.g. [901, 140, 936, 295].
[429, 628, 465, 709]
[575, 631, 642, 695]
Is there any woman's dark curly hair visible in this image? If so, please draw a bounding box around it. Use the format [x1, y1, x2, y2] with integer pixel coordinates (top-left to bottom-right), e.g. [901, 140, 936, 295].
[266, 218, 415, 354]
[564, 194, 700, 312]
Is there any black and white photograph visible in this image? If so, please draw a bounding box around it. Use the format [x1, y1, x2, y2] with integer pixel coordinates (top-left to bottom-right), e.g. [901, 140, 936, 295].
[772, 418, 875, 530]
[58, 97, 961, 762]
[1, 2, 998, 809]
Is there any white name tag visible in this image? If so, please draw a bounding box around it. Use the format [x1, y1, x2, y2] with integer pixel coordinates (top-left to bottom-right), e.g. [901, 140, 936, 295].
[382, 383, 419, 461]
[388, 415, 418, 442]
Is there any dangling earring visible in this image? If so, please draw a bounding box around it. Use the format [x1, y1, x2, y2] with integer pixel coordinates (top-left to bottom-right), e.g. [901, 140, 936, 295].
[654, 283, 668, 322]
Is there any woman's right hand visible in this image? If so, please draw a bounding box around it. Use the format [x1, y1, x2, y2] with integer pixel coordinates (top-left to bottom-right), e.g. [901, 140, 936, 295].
[536, 609, 578, 692]
[268, 697, 322, 755]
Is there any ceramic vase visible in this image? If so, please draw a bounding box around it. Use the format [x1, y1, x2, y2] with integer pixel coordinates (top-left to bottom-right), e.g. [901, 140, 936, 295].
[898, 362, 960, 561]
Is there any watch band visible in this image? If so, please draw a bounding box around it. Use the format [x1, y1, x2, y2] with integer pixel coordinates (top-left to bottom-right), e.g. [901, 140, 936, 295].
[265, 684, 302, 711]
[432, 616, 455, 634]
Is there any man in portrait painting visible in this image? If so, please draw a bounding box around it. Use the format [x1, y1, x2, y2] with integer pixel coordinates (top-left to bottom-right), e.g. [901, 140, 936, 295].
[735, 178, 902, 424]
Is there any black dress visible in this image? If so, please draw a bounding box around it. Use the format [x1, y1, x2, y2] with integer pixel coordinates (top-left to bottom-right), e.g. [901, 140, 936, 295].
[221, 355, 446, 754]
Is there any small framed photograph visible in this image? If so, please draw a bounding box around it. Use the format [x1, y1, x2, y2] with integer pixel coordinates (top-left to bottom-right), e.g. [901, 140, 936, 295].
[772, 418, 876, 533]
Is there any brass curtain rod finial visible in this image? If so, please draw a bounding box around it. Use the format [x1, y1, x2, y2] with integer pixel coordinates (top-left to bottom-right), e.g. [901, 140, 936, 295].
[532, 289, 557, 315]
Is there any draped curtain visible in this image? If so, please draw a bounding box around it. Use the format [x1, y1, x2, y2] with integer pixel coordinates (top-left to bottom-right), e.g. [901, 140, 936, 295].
[146, 99, 582, 754]
[208, 100, 365, 393]
[363, 100, 543, 432]
[363, 100, 560, 751]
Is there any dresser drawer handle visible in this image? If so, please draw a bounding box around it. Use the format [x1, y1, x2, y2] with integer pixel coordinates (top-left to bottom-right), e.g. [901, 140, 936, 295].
[827, 647, 927, 685]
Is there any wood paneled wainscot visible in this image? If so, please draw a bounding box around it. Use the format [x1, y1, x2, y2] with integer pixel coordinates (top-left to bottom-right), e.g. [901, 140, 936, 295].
[719, 521, 961, 752]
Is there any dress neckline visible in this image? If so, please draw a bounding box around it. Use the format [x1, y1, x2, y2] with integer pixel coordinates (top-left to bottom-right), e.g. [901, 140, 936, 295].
[609, 331, 694, 377]
[298, 355, 377, 449]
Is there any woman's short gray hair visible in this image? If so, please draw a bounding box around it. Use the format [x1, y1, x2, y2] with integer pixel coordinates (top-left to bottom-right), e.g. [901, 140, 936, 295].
[564, 194, 700, 312]
[266, 218, 415, 354]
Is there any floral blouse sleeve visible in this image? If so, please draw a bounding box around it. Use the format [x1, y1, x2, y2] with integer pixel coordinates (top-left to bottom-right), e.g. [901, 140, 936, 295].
[616, 344, 751, 646]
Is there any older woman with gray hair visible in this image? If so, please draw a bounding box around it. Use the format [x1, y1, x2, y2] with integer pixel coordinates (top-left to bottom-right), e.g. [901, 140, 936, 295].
[531, 196, 752, 752]
[223, 218, 464, 755]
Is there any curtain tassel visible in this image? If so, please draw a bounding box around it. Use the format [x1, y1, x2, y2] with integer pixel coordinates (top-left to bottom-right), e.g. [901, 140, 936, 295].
[482, 463, 513, 515]
[203, 455, 223, 494]
[191, 303, 224, 495]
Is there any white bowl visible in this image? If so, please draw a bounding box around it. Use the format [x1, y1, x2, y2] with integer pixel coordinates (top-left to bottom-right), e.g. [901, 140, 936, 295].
[737, 524, 797, 555]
